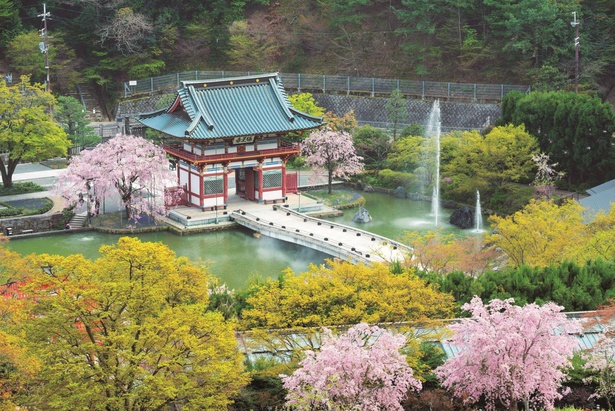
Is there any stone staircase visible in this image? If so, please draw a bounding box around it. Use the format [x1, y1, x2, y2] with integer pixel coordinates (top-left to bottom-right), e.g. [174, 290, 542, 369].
[65, 83, 108, 121]
[68, 211, 87, 229]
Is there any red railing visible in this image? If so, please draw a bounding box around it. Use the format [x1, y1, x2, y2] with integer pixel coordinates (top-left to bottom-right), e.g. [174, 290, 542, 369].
[163, 143, 300, 165]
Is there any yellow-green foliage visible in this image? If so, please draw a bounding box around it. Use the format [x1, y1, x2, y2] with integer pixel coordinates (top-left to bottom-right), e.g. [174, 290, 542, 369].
[489, 199, 615, 268]
[241, 260, 455, 329]
[16, 237, 248, 411]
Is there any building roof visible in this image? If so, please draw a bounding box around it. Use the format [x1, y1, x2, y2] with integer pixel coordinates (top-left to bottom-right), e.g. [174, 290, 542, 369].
[579, 178, 615, 218]
[136, 73, 324, 140]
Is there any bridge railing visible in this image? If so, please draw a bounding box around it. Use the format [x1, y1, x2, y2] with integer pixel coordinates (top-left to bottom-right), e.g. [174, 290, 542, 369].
[275, 205, 412, 254]
[123, 71, 529, 102]
[232, 209, 371, 265]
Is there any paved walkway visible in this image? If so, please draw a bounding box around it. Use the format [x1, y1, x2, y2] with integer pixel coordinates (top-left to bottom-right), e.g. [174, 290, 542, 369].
[232, 205, 411, 264]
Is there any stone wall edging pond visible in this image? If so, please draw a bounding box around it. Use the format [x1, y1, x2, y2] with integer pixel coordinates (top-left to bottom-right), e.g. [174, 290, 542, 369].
[0, 212, 65, 237]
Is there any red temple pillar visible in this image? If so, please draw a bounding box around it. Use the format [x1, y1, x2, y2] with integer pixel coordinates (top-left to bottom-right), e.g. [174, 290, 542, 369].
[257, 163, 264, 203]
[223, 165, 229, 204]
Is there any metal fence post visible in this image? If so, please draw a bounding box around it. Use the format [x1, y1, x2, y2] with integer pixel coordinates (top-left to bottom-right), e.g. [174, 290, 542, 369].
[298, 73, 301, 93]
[150, 77, 154, 94]
[177, 73, 180, 87]
[372, 78, 375, 97]
[347, 76, 350, 96]
[448, 82, 450, 98]
[501, 84, 504, 99]
[323, 75, 326, 94]
[474, 84, 477, 100]
[422, 81, 425, 99]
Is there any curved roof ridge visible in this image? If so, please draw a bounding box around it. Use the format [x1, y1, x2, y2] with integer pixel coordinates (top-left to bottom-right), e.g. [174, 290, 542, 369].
[268, 77, 295, 122]
[181, 72, 279, 88]
[187, 85, 215, 130]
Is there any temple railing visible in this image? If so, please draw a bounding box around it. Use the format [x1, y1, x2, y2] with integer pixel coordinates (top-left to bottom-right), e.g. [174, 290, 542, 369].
[163, 142, 300, 165]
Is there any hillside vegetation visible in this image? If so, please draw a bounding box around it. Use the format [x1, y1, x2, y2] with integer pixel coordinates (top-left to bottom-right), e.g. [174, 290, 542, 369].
[0, 0, 614, 102]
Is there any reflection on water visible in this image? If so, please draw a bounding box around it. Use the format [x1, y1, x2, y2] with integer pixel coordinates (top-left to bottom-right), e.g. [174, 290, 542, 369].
[8, 191, 482, 288]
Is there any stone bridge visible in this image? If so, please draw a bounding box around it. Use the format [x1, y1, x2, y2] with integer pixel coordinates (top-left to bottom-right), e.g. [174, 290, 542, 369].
[230, 205, 412, 265]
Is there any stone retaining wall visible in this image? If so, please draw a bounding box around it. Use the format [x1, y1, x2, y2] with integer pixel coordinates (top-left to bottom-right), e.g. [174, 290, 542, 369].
[118, 94, 500, 132]
[1, 213, 65, 236]
[313, 94, 499, 131]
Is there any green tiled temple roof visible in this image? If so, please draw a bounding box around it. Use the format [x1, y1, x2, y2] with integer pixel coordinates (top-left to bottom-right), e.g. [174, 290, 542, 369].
[137, 73, 324, 140]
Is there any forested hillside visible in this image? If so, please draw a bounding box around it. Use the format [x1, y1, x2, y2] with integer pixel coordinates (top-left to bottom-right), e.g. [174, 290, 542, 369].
[1, 0, 614, 101]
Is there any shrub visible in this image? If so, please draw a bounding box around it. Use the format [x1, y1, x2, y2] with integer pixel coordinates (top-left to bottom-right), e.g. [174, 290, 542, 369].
[0, 207, 24, 217]
[375, 169, 418, 191]
[0, 181, 45, 196]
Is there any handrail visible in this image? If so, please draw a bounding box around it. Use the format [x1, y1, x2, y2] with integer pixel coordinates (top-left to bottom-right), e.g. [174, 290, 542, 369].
[232, 207, 412, 265]
[231, 209, 373, 265]
[274, 204, 411, 253]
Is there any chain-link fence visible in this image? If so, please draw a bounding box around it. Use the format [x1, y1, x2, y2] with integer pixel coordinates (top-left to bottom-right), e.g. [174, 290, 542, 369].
[124, 71, 529, 102]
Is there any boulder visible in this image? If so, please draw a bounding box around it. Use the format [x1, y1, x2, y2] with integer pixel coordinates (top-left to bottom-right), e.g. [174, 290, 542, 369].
[394, 186, 406, 198]
[449, 206, 474, 229]
[363, 184, 375, 192]
[352, 207, 372, 223]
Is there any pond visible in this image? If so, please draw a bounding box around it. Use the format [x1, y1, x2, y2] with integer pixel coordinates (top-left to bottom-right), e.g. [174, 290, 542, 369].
[7, 191, 481, 289]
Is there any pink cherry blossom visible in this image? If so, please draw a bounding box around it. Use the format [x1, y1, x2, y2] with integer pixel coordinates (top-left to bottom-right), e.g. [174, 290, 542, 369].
[436, 296, 581, 411]
[281, 322, 421, 411]
[302, 129, 364, 194]
[55, 134, 180, 223]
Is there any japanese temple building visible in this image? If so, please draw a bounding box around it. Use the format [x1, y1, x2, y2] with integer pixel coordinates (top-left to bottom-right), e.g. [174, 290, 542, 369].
[137, 73, 324, 209]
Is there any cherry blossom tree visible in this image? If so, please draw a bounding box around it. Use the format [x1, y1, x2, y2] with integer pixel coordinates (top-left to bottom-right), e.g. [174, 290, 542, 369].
[436, 297, 581, 411]
[281, 323, 422, 411]
[531, 152, 565, 199]
[582, 301, 615, 410]
[302, 129, 363, 194]
[55, 134, 179, 222]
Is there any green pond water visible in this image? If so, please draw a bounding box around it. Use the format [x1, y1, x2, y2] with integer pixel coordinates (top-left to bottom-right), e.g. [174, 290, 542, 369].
[7, 191, 480, 289]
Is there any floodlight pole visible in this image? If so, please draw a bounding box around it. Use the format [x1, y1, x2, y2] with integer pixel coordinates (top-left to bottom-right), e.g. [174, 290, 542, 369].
[571, 12, 580, 93]
[38, 4, 51, 93]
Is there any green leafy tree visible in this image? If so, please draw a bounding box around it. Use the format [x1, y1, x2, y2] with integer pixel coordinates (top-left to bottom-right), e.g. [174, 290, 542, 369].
[386, 135, 425, 172]
[226, 20, 277, 71]
[0, 77, 69, 188]
[386, 88, 407, 140]
[499, 91, 615, 187]
[55, 96, 100, 148]
[5, 31, 83, 93]
[482, 0, 572, 69]
[0, 0, 21, 48]
[19, 237, 248, 411]
[444, 124, 538, 196]
[5, 32, 47, 84]
[353, 125, 391, 174]
[288, 93, 326, 117]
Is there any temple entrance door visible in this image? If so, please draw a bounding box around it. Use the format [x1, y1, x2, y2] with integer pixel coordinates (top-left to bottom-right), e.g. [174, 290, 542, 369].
[244, 168, 256, 201]
[235, 168, 247, 198]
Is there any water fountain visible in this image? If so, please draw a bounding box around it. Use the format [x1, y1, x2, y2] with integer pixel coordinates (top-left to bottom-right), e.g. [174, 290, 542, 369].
[426, 100, 441, 226]
[475, 190, 483, 232]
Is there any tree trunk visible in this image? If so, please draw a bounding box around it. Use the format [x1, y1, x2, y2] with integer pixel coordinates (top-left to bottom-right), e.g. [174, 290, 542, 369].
[508, 400, 518, 411]
[327, 168, 333, 194]
[0, 156, 19, 188]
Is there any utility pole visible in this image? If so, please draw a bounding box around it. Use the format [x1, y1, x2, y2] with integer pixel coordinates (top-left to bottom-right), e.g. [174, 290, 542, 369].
[571, 11, 580, 93]
[38, 3, 51, 93]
